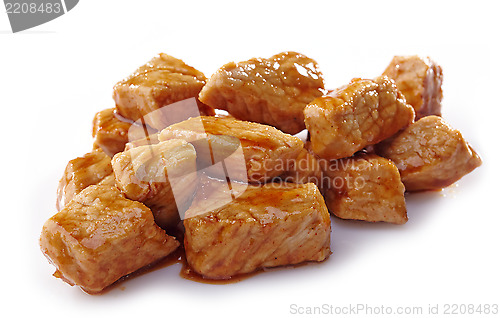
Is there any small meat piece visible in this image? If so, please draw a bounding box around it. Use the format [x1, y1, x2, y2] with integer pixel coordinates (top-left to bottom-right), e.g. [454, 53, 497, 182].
[304, 76, 415, 160]
[281, 144, 324, 187]
[198, 51, 325, 134]
[92, 108, 133, 156]
[383, 55, 443, 119]
[184, 180, 331, 279]
[40, 185, 179, 294]
[113, 53, 212, 129]
[112, 139, 198, 229]
[323, 153, 407, 224]
[158, 116, 304, 183]
[56, 149, 113, 210]
[376, 116, 482, 191]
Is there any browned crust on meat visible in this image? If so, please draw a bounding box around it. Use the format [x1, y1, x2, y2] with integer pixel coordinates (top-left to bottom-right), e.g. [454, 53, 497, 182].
[199, 51, 325, 134]
[323, 153, 407, 224]
[376, 116, 481, 191]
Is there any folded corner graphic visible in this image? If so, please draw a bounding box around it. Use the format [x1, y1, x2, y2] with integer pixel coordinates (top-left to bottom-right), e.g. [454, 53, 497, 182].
[64, 0, 77, 11]
[5, 0, 79, 33]
[126, 97, 249, 221]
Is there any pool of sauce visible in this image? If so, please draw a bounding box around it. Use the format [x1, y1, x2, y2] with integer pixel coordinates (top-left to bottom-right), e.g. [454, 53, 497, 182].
[179, 257, 257, 285]
[92, 246, 259, 295]
[87, 222, 319, 294]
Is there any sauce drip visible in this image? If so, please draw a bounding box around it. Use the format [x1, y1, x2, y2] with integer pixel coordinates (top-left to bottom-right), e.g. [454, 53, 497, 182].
[179, 258, 257, 285]
[92, 246, 257, 294]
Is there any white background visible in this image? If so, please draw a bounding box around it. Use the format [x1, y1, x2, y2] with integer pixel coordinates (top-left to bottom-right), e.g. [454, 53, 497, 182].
[1, 1, 499, 317]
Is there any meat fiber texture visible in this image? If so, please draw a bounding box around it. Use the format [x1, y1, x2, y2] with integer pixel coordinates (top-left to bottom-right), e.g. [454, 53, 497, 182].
[199, 51, 325, 134]
[383, 55, 443, 119]
[323, 153, 407, 224]
[113, 53, 213, 130]
[184, 179, 331, 279]
[40, 185, 179, 294]
[280, 143, 324, 188]
[376, 116, 482, 191]
[159, 116, 304, 184]
[304, 76, 415, 160]
[112, 139, 198, 229]
[91, 107, 158, 157]
[56, 148, 113, 211]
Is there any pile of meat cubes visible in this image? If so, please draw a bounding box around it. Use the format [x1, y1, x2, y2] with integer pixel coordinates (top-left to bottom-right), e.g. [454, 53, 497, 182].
[40, 52, 481, 293]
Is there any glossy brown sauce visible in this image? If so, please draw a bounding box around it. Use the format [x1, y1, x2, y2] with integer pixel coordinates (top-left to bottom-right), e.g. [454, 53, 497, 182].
[180, 260, 316, 284]
[87, 218, 319, 294]
[179, 257, 258, 285]
[92, 248, 185, 295]
[91, 246, 257, 295]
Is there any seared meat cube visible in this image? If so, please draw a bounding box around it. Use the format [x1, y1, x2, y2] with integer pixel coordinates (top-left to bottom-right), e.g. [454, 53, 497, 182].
[383, 55, 443, 119]
[158, 116, 304, 183]
[113, 53, 212, 129]
[281, 144, 323, 187]
[376, 116, 482, 191]
[198, 51, 325, 134]
[112, 139, 198, 229]
[56, 149, 113, 210]
[40, 185, 179, 294]
[92, 108, 133, 156]
[304, 76, 415, 160]
[184, 180, 331, 279]
[323, 153, 407, 224]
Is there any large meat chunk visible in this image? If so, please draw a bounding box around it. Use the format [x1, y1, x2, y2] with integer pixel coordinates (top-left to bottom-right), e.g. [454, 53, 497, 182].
[92, 108, 133, 157]
[383, 55, 443, 119]
[56, 149, 113, 210]
[113, 53, 213, 129]
[40, 185, 179, 294]
[198, 51, 325, 134]
[159, 116, 304, 183]
[376, 116, 482, 191]
[323, 153, 407, 224]
[112, 139, 198, 229]
[184, 180, 331, 279]
[304, 76, 415, 160]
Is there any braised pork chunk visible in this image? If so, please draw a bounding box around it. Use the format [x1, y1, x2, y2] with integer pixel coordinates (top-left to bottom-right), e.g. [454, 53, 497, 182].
[112, 139, 198, 229]
[383, 55, 443, 119]
[376, 116, 482, 191]
[159, 116, 304, 183]
[304, 76, 415, 160]
[92, 108, 133, 156]
[184, 180, 331, 279]
[199, 51, 325, 134]
[40, 185, 179, 294]
[56, 149, 113, 210]
[113, 53, 212, 129]
[324, 153, 407, 224]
